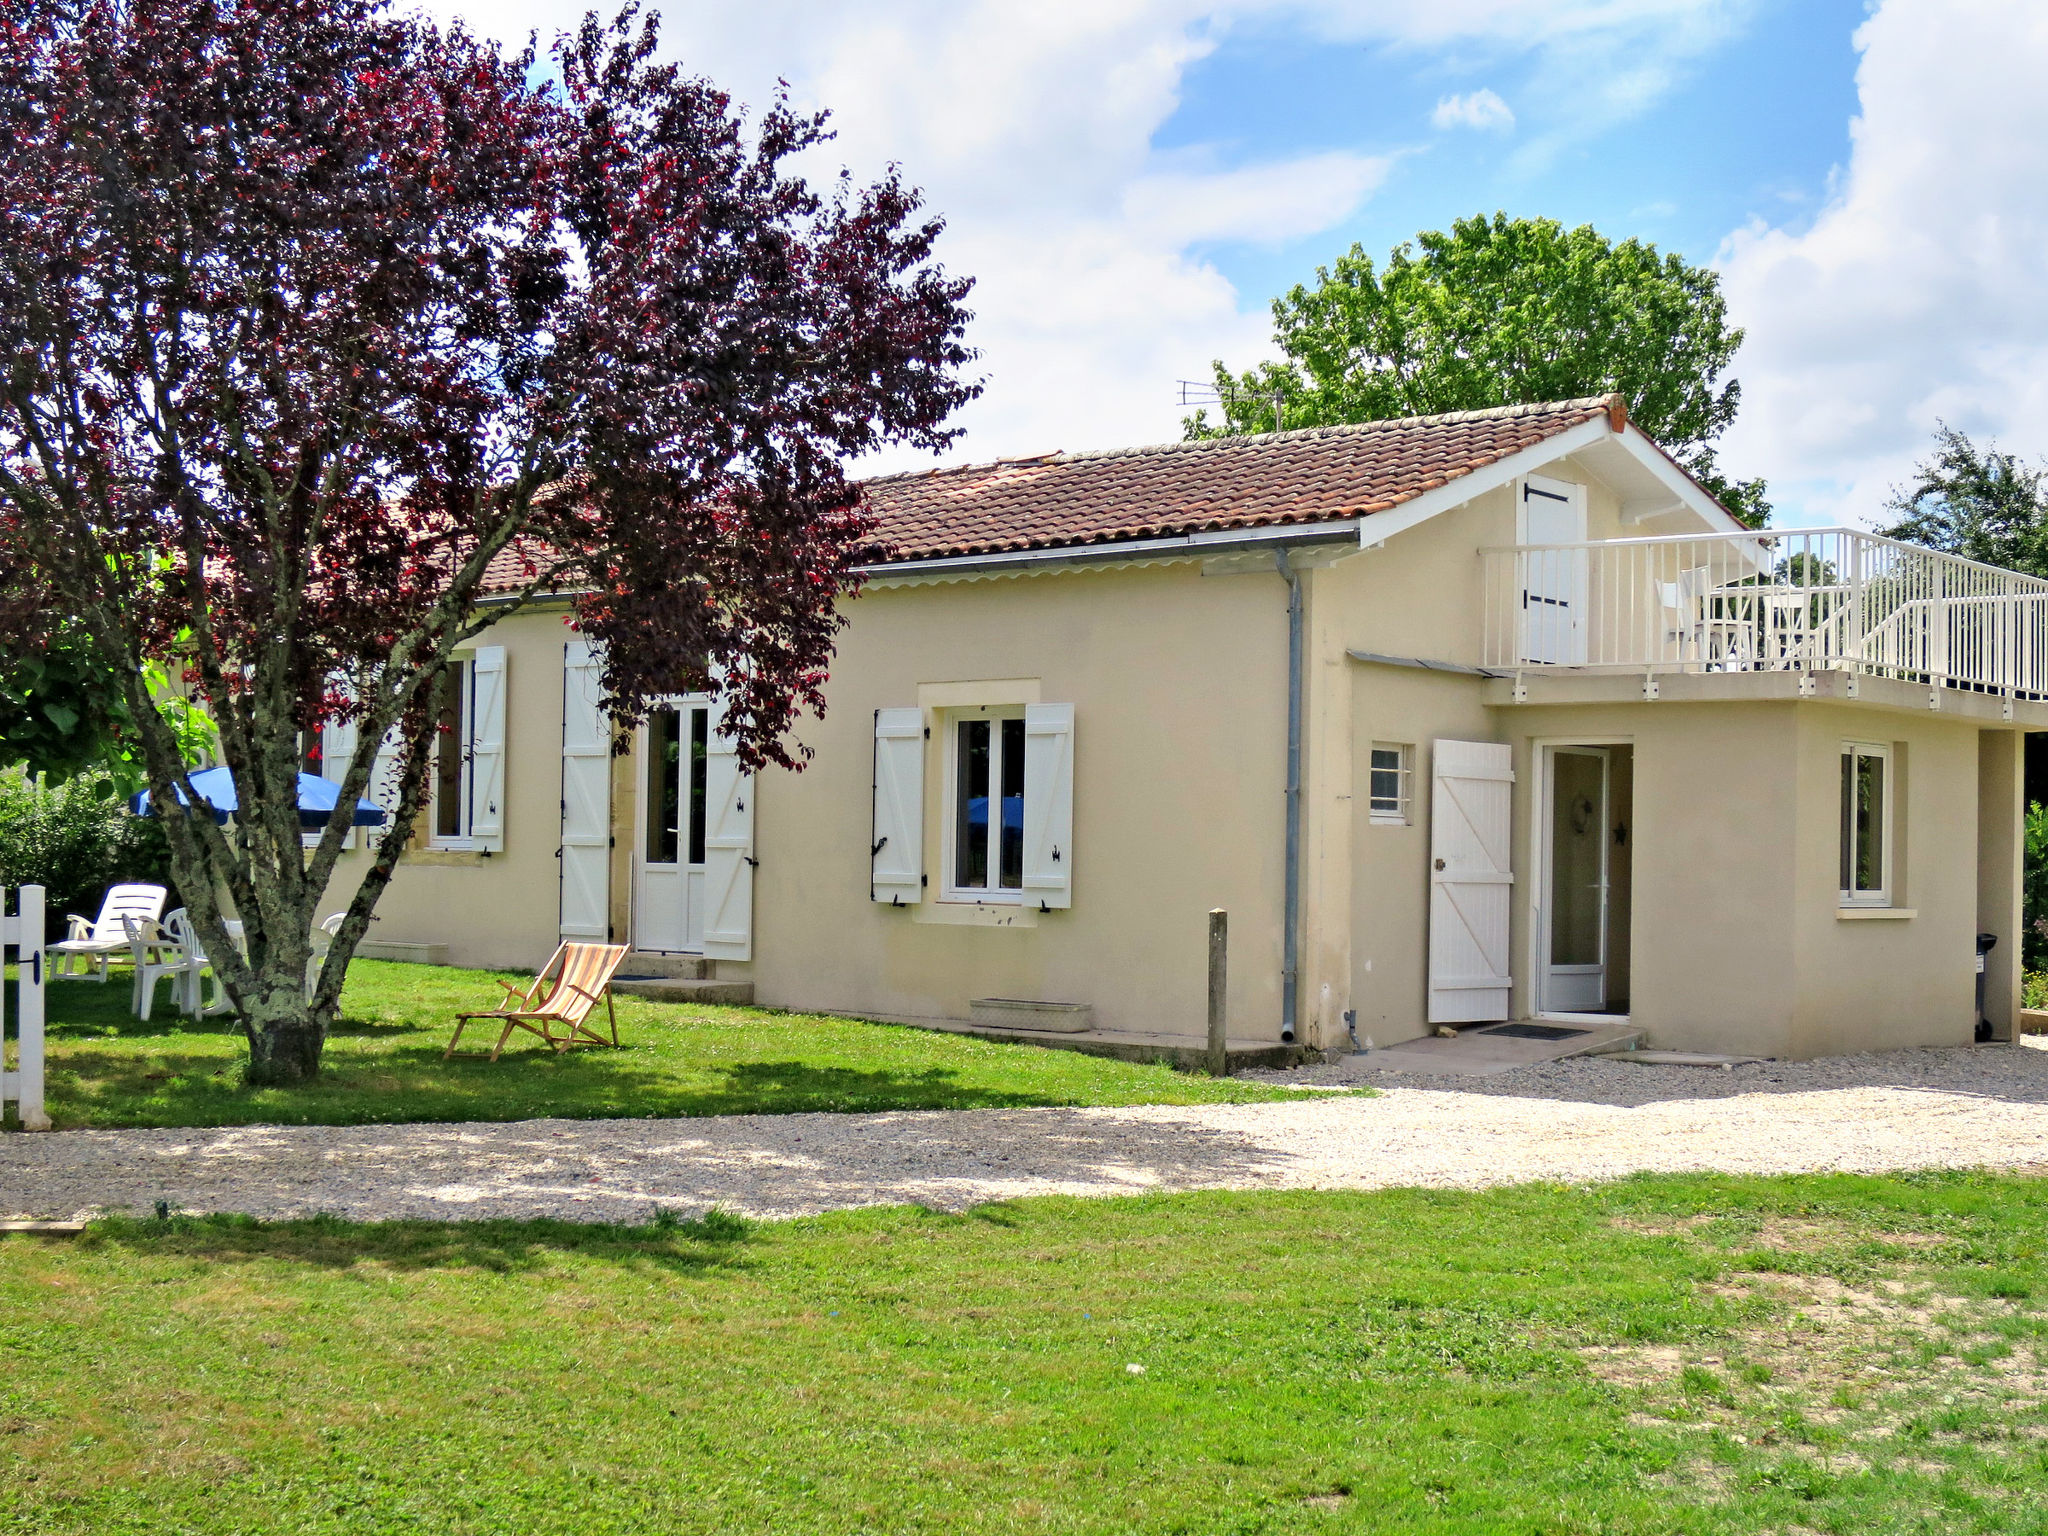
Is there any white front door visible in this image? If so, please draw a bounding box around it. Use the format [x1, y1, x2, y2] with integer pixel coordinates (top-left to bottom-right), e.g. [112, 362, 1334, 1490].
[634, 699, 711, 953]
[1541, 746, 1610, 1013]
[1518, 475, 1589, 665]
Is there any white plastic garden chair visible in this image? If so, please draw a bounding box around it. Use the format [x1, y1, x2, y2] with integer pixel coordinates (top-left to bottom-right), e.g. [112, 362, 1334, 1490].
[51, 884, 167, 982]
[184, 915, 247, 1018]
[124, 911, 196, 1022]
[304, 912, 346, 1002]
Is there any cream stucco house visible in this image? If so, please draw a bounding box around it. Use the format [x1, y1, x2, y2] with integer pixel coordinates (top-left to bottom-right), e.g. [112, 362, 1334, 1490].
[333, 395, 2047, 1062]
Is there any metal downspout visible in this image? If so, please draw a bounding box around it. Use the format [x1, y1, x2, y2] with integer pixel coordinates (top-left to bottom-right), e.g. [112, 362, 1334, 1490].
[1277, 550, 1303, 1044]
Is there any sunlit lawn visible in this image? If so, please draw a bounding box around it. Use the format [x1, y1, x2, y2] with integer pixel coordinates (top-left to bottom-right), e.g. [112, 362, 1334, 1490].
[5, 1172, 2048, 1534]
[18, 958, 1290, 1131]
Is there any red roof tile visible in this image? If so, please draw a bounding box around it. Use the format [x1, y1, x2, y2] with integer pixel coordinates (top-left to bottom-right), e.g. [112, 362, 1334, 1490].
[475, 396, 1625, 594]
[860, 395, 1623, 564]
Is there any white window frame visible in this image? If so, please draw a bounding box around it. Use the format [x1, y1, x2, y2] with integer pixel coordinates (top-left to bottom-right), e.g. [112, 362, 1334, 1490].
[942, 705, 1028, 905]
[1368, 742, 1414, 825]
[1839, 741, 1893, 908]
[428, 656, 476, 849]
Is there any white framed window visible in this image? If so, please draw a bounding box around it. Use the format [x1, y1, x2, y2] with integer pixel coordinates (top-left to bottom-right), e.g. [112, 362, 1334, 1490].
[1369, 743, 1413, 825]
[1839, 742, 1893, 907]
[945, 707, 1027, 902]
[430, 658, 475, 846]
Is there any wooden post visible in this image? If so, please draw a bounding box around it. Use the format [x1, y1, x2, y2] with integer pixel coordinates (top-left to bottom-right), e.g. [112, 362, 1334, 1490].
[1206, 908, 1228, 1076]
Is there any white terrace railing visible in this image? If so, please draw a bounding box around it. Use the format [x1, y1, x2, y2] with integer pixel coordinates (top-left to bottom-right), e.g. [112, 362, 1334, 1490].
[1480, 527, 2048, 699]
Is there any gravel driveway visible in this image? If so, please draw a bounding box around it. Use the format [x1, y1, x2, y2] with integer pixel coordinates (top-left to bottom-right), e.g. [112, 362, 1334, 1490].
[6, 1044, 2048, 1225]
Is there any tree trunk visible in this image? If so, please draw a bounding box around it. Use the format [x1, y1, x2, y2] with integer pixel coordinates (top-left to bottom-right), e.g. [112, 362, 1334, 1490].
[241, 980, 328, 1085]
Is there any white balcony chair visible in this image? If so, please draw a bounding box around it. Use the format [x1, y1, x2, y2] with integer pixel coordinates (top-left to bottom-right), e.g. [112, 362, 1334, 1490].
[52, 884, 167, 981]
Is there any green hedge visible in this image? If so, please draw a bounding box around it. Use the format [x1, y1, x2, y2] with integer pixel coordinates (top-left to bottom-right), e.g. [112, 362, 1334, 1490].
[0, 768, 174, 938]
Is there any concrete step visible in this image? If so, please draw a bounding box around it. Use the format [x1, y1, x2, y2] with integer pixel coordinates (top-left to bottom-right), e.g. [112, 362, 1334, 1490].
[618, 953, 710, 980]
[612, 976, 754, 1007]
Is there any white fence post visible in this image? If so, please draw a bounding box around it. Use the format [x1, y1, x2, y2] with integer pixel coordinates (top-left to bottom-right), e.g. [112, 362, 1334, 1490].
[3, 885, 48, 1131]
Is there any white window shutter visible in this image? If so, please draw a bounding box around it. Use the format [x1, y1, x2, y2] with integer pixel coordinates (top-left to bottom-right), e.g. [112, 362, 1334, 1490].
[364, 723, 406, 852]
[1427, 739, 1515, 1023]
[467, 645, 507, 851]
[321, 690, 359, 850]
[871, 708, 924, 904]
[1022, 702, 1074, 909]
[700, 699, 754, 960]
[559, 641, 612, 940]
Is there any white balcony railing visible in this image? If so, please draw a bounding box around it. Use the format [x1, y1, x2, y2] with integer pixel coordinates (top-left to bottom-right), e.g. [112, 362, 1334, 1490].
[1480, 527, 2048, 698]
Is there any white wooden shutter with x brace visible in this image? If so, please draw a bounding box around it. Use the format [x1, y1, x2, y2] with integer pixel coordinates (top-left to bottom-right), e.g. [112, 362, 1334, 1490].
[1427, 739, 1515, 1024]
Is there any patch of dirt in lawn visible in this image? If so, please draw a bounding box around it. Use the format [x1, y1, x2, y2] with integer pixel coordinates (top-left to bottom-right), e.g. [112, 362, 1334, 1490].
[1606, 1214, 1951, 1254]
[1586, 1269, 2040, 1400]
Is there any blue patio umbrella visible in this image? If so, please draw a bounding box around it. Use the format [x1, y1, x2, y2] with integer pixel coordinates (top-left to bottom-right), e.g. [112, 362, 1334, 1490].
[130, 766, 388, 829]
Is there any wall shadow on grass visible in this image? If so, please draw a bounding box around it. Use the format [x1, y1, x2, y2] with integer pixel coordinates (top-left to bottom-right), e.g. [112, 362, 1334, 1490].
[42, 1046, 1097, 1131]
[77, 1206, 758, 1277]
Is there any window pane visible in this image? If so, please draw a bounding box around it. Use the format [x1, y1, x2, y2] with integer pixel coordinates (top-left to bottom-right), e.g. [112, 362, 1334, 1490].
[687, 706, 710, 866]
[434, 665, 466, 839]
[1369, 747, 1402, 814]
[1548, 751, 1604, 966]
[1851, 753, 1867, 897]
[645, 707, 682, 864]
[1856, 753, 1885, 894]
[955, 719, 990, 889]
[999, 717, 1025, 889]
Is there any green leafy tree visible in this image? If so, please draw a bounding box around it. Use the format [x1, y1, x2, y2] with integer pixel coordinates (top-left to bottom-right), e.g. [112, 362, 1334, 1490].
[1879, 424, 2048, 578]
[1194, 212, 1768, 526]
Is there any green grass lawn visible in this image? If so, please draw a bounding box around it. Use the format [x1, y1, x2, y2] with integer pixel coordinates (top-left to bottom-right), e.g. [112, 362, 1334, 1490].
[20, 959, 1288, 1131]
[5, 1172, 2048, 1533]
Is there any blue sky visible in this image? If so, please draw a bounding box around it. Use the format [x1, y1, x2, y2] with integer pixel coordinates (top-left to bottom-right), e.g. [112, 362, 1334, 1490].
[1168, 1, 1865, 325]
[431, 0, 2048, 527]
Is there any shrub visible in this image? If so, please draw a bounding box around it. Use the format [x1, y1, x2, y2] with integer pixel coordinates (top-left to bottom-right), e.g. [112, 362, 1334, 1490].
[0, 768, 174, 938]
[2028, 801, 2048, 972]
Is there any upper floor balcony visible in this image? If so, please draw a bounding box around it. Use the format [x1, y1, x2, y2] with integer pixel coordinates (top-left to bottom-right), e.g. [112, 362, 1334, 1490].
[1480, 527, 2048, 702]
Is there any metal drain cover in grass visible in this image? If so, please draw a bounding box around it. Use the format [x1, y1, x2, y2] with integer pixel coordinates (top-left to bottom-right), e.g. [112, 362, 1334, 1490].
[1482, 1023, 1589, 1042]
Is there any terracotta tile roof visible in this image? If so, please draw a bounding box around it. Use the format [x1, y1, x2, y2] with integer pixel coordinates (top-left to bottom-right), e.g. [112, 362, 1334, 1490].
[860, 395, 1626, 564]
[473, 395, 1627, 593]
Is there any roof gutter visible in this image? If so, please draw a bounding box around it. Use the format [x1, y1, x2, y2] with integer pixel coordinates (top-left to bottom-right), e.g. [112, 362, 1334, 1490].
[858, 517, 1372, 582]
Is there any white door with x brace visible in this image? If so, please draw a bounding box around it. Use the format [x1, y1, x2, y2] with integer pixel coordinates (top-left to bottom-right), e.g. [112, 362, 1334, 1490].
[1427, 739, 1515, 1024]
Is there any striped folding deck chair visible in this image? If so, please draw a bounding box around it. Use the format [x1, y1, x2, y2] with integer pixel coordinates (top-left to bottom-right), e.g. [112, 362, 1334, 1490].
[446, 942, 631, 1062]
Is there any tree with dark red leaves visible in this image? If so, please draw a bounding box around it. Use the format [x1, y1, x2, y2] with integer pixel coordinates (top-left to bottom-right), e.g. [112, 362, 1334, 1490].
[0, 0, 976, 1082]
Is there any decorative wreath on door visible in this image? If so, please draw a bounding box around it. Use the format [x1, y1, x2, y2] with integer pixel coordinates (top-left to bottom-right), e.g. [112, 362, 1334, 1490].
[1569, 793, 1597, 836]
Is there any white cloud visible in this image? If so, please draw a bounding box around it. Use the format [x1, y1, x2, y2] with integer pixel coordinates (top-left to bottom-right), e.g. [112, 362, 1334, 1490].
[1431, 89, 1515, 131]
[415, 0, 1748, 468]
[1718, 0, 2048, 526]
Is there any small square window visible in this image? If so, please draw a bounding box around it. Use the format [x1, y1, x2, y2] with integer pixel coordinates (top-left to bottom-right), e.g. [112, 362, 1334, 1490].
[1369, 743, 1412, 825]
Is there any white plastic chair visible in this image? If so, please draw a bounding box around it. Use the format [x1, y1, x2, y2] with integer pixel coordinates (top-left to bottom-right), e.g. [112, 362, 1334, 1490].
[52, 884, 168, 981]
[185, 917, 247, 1018]
[125, 911, 195, 1022]
[304, 912, 346, 1002]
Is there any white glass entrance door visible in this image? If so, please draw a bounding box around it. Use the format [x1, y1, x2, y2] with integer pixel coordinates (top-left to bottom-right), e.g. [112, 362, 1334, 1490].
[634, 701, 710, 953]
[1541, 746, 1610, 1013]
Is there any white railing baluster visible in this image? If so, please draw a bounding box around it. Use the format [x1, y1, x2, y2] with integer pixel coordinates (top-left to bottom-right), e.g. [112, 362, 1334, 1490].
[1480, 526, 2048, 698]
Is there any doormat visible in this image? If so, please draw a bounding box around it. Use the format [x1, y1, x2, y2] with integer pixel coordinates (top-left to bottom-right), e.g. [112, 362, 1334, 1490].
[1482, 1023, 1588, 1042]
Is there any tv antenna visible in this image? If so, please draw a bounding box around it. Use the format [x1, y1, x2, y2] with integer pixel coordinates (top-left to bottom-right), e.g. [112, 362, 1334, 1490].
[1176, 379, 1288, 432]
